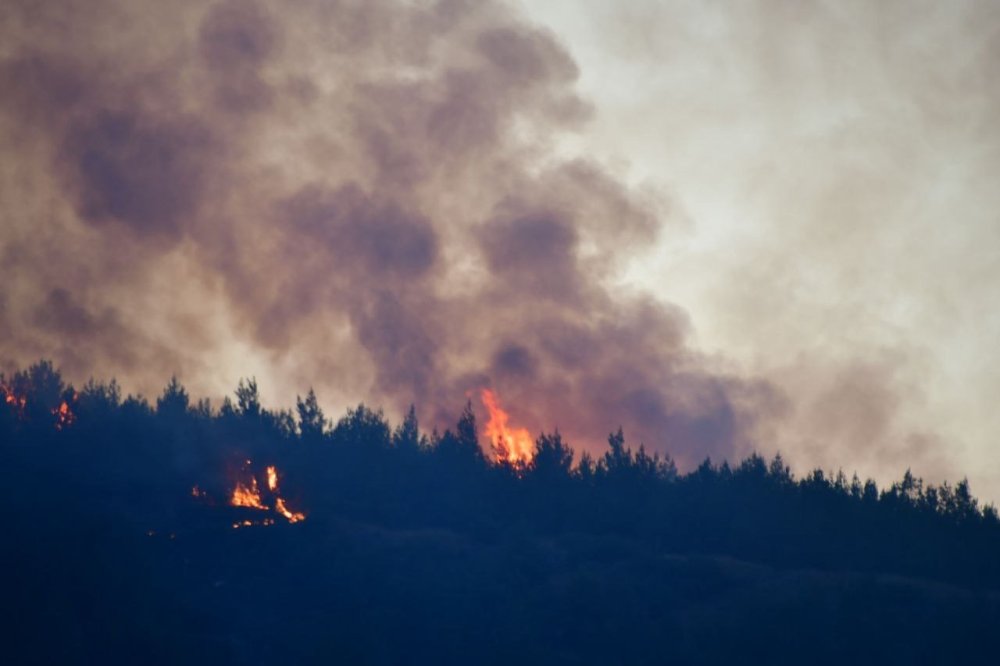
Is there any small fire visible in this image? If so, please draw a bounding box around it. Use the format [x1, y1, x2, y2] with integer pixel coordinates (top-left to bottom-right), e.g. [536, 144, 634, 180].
[275, 497, 306, 523]
[230, 477, 266, 510]
[481, 388, 534, 465]
[1, 382, 27, 418]
[53, 398, 76, 430]
[218, 460, 307, 527]
[0, 382, 76, 429]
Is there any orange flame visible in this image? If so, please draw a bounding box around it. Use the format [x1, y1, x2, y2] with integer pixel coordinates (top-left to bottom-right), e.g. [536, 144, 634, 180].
[53, 399, 75, 430]
[224, 461, 306, 525]
[0, 382, 76, 429]
[1, 382, 27, 418]
[275, 497, 306, 523]
[481, 388, 534, 465]
[230, 477, 266, 510]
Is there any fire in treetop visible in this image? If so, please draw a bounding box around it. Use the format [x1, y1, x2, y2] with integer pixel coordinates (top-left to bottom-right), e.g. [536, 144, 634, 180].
[53, 397, 76, 430]
[1, 380, 76, 428]
[1, 382, 26, 419]
[481, 388, 534, 465]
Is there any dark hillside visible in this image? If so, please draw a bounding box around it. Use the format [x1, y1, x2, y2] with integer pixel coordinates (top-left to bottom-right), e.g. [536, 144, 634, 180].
[3, 361, 999, 664]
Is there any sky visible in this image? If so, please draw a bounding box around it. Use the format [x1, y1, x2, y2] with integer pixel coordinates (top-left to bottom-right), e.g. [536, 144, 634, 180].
[520, 0, 1000, 495]
[1, 0, 997, 498]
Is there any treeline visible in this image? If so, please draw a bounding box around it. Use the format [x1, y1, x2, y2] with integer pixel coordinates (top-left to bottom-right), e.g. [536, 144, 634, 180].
[3, 359, 998, 590]
[6, 359, 1000, 664]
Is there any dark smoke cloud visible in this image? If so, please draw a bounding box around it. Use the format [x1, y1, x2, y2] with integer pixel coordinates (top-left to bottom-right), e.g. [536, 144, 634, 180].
[63, 110, 217, 238]
[198, 0, 281, 112]
[0, 0, 788, 465]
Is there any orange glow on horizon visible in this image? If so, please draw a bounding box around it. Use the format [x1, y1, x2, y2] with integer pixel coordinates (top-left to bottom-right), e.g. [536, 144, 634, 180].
[481, 388, 534, 465]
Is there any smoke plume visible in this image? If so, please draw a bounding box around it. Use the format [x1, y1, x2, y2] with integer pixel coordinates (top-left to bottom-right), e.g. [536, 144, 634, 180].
[0, 0, 789, 465]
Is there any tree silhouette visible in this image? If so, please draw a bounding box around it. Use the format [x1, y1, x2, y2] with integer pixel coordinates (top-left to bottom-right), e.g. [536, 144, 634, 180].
[334, 404, 391, 450]
[156, 376, 189, 420]
[296, 388, 327, 443]
[436, 400, 482, 465]
[235, 377, 262, 418]
[531, 430, 573, 480]
[392, 404, 423, 452]
[2, 359, 1000, 666]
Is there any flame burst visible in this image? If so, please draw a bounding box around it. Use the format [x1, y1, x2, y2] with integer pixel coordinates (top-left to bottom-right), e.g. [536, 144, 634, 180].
[481, 388, 534, 465]
[223, 460, 306, 527]
[230, 477, 266, 509]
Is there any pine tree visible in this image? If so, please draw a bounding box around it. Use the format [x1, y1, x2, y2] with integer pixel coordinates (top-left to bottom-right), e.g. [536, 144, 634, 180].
[297, 388, 327, 442]
[156, 376, 189, 419]
[392, 404, 422, 451]
[235, 377, 261, 418]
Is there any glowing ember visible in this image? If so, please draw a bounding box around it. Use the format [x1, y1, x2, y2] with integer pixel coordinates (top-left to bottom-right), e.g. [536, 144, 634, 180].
[232, 518, 275, 530]
[230, 477, 266, 510]
[266, 465, 278, 492]
[481, 388, 534, 465]
[275, 497, 306, 523]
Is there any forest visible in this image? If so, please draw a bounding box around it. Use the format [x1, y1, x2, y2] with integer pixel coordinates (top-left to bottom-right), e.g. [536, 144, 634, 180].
[3, 360, 1000, 665]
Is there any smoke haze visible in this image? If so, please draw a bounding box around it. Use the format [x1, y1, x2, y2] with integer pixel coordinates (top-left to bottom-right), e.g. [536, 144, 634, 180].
[3, 0, 994, 488]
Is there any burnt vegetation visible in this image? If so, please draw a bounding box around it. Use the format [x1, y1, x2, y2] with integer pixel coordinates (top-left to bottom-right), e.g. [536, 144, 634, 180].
[3, 360, 1000, 665]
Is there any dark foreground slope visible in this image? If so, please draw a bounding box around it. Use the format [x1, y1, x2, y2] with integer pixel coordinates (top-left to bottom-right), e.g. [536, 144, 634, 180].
[3, 363, 999, 665]
[6, 496, 999, 666]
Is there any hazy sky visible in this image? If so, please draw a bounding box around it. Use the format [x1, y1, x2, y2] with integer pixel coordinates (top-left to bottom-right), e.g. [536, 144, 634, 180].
[1, 0, 997, 499]
[520, 0, 1000, 496]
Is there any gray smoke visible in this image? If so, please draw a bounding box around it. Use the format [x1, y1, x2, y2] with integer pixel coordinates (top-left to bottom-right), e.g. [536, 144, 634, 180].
[0, 0, 789, 465]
